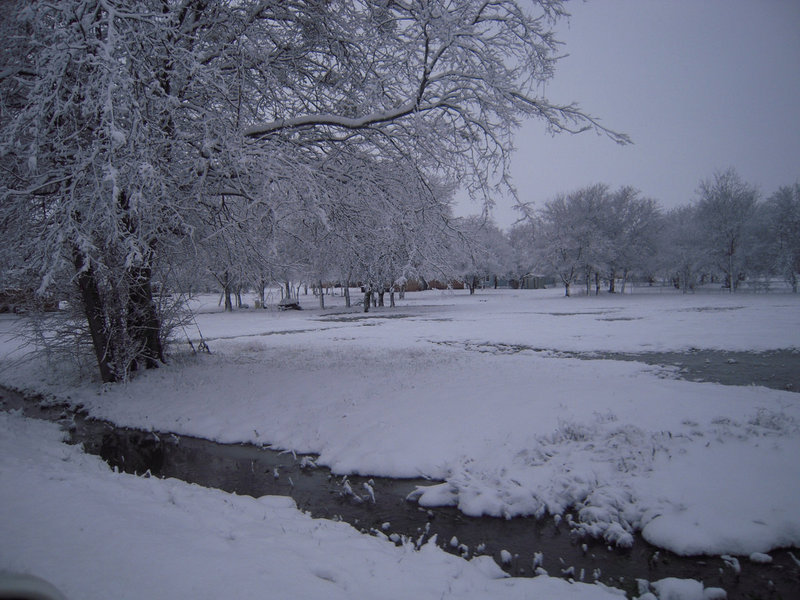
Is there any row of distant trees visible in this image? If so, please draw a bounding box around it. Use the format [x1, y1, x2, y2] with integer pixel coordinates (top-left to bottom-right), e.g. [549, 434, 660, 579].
[182, 168, 799, 304]
[464, 169, 799, 297]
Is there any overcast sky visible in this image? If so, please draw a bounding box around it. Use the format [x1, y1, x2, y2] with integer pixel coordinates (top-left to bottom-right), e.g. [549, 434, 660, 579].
[465, 0, 800, 229]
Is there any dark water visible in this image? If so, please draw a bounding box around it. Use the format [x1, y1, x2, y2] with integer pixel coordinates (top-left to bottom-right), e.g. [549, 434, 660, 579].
[447, 342, 800, 394]
[599, 349, 800, 394]
[3, 351, 800, 600]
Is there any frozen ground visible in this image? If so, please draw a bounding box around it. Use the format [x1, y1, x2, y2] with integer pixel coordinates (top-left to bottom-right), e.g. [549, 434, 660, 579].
[1, 287, 799, 599]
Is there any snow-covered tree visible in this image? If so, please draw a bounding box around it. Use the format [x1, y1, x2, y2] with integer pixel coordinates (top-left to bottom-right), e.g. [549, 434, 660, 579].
[451, 217, 512, 293]
[1, 0, 625, 382]
[656, 205, 707, 292]
[535, 185, 608, 296]
[507, 220, 540, 287]
[758, 184, 800, 292]
[597, 187, 661, 293]
[695, 169, 758, 292]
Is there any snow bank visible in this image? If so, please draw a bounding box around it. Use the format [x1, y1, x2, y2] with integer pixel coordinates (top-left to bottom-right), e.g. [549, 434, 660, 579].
[0, 411, 622, 600]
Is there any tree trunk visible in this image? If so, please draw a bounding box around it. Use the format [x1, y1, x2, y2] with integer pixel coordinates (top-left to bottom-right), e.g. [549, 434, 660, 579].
[378, 290, 384, 307]
[344, 284, 351, 308]
[258, 280, 266, 308]
[318, 280, 325, 309]
[729, 254, 735, 293]
[117, 191, 163, 372]
[223, 272, 233, 312]
[564, 281, 571, 297]
[74, 251, 116, 383]
[126, 264, 164, 371]
[390, 291, 395, 307]
[594, 272, 600, 296]
[363, 289, 371, 313]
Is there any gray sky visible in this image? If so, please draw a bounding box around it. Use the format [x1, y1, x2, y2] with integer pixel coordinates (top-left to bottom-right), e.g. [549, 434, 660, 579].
[465, 0, 800, 228]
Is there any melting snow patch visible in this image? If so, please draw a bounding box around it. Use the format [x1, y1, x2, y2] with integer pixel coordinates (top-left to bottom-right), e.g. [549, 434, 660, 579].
[650, 578, 704, 600]
[720, 555, 740, 574]
[748, 551, 772, 564]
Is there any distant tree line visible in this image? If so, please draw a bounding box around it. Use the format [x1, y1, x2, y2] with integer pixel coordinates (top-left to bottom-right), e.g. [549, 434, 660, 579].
[491, 169, 799, 296]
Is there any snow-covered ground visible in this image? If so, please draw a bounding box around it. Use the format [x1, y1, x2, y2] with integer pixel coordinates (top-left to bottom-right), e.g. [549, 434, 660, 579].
[2, 287, 799, 599]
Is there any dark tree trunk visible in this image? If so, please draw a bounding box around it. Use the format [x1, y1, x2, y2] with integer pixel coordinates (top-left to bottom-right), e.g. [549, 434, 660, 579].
[595, 272, 600, 296]
[469, 276, 477, 295]
[258, 279, 266, 308]
[126, 264, 164, 371]
[390, 291, 395, 307]
[223, 272, 233, 312]
[117, 190, 163, 374]
[318, 280, 325, 309]
[378, 290, 385, 307]
[73, 250, 116, 383]
[363, 290, 371, 313]
[344, 283, 351, 308]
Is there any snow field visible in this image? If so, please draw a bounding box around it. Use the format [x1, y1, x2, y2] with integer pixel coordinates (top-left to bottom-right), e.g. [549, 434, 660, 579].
[2, 288, 799, 598]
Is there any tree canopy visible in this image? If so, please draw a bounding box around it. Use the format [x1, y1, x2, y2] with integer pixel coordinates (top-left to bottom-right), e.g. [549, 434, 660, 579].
[1, 0, 625, 381]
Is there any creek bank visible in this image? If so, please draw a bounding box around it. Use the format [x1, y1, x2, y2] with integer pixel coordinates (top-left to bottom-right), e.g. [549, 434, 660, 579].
[2, 385, 798, 599]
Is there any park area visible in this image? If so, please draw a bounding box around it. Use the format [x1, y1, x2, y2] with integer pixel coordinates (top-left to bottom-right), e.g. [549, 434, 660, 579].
[1, 286, 799, 599]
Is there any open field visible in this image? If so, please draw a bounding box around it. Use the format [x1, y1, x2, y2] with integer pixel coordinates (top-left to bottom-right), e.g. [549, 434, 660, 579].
[1, 287, 799, 599]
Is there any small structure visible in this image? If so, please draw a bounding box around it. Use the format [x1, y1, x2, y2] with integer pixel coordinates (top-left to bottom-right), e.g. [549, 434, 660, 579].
[278, 298, 302, 311]
[520, 274, 553, 290]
